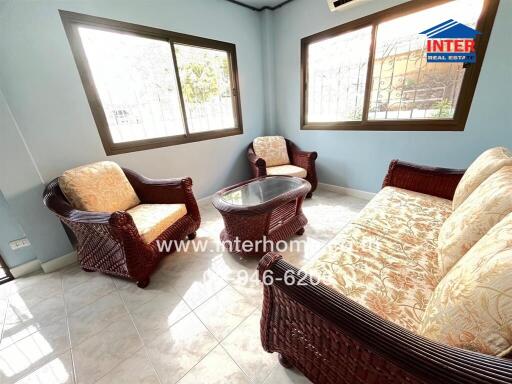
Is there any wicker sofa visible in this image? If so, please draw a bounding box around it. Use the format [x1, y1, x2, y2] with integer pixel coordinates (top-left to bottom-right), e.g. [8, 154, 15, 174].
[258, 148, 512, 384]
[248, 136, 318, 197]
[43, 161, 200, 288]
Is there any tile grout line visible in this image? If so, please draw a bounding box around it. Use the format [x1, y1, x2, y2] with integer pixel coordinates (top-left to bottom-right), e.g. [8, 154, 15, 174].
[93, 283, 165, 384]
[0, 279, 67, 352]
[2, 271, 120, 360]
[259, 362, 278, 384]
[174, 311, 220, 384]
[159, 254, 227, 383]
[5, 272, 76, 384]
[218, 337, 253, 383]
[216, 306, 263, 383]
[68, 290, 127, 348]
[64, 275, 117, 317]
[0, 288, 12, 345]
[60, 272, 78, 384]
[65, 271, 156, 383]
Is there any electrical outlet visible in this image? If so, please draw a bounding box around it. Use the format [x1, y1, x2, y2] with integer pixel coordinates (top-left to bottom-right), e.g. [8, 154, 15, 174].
[9, 238, 31, 250]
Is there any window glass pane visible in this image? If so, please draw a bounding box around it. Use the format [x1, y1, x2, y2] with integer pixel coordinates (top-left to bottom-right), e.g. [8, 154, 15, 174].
[174, 44, 235, 133]
[78, 27, 185, 143]
[306, 26, 372, 123]
[368, 0, 483, 120]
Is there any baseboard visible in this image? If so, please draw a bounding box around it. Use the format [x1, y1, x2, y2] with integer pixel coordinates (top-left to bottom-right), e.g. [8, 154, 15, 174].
[10, 259, 42, 278]
[318, 183, 376, 200]
[197, 194, 213, 206]
[41, 251, 77, 273]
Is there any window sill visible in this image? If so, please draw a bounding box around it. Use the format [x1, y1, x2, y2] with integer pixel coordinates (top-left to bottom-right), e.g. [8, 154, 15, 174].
[105, 127, 243, 155]
[302, 119, 464, 132]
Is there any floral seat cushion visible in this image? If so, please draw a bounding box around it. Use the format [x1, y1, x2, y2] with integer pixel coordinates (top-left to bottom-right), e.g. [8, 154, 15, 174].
[420, 212, 512, 356]
[266, 164, 307, 178]
[437, 166, 512, 277]
[452, 147, 512, 209]
[59, 161, 140, 212]
[127, 204, 187, 244]
[253, 136, 290, 167]
[304, 187, 452, 332]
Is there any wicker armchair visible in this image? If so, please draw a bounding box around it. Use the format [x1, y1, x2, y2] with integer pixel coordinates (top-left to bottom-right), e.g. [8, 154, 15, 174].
[248, 138, 318, 197]
[257, 160, 512, 384]
[43, 167, 200, 288]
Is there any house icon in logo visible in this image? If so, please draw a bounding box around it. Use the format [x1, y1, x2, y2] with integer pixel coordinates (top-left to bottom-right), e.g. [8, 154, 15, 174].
[420, 20, 480, 63]
[420, 19, 480, 39]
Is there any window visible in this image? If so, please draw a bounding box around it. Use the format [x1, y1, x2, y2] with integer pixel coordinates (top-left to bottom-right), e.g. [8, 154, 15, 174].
[301, 0, 499, 131]
[60, 11, 242, 155]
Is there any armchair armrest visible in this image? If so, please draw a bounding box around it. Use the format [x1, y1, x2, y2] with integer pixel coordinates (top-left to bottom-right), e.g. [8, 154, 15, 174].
[286, 139, 317, 173]
[382, 160, 465, 200]
[258, 253, 512, 384]
[247, 145, 267, 177]
[123, 168, 200, 222]
[286, 139, 318, 162]
[123, 168, 188, 203]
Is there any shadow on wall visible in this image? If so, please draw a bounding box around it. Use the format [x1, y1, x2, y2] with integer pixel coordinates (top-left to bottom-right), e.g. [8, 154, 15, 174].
[5, 184, 73, 266]
[316, 155, 350, 189]
[230, 146, 254, 183]
[0, 190, 37, 268]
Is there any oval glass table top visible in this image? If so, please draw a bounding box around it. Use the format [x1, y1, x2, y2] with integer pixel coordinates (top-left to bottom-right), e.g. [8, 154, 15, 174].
[220, 176, 308, 207]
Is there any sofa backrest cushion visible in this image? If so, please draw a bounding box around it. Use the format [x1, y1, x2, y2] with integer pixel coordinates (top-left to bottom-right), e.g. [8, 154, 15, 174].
[253, 136, 290, 167]
[437, 166, 512, 276]
[452, 147, 512, 210]
[59, 161, 140, 212]
[420, 212, 512, 356]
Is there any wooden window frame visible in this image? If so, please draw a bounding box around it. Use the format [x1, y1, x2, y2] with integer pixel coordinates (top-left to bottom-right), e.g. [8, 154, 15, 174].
[60, 10, 243, 155]
[300, 0, 499, 132]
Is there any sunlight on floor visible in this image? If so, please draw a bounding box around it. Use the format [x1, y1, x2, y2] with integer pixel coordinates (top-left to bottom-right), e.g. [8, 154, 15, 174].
[0, 189, 368, 384]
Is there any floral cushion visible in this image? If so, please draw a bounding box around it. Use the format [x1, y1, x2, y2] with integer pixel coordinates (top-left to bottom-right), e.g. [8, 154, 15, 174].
[304, 187, 452, 331]
[253, 136, 290, 167]
[127, 204, 187, 244]
[266, 164, 307, 178]
[59, 161, 140, 212]
[420, 213, 512, 356]
[452, 147, 512, 210]
[437, 166, 512, 277]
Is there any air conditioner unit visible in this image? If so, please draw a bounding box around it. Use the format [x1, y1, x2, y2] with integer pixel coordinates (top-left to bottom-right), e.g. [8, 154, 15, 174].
[327, 0, 365, 12]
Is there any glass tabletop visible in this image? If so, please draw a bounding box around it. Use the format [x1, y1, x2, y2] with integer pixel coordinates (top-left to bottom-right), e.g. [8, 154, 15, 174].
[220, 176, 305, 206]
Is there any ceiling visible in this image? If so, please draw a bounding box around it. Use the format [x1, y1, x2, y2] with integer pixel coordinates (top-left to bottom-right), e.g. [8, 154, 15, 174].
[229, 0, 293, 11]
[235, 0, 287, 7]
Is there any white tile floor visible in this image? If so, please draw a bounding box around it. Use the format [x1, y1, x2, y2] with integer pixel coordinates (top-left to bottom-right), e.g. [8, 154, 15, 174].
[0, 189, 368, 384]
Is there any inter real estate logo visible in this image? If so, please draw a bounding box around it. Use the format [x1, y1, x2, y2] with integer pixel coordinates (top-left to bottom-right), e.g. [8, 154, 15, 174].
[420, 19, 480, 64]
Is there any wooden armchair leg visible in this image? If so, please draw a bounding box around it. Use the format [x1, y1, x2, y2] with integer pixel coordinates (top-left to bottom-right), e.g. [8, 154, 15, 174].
[137, 278, 150, 288]
[278, 354, 294, 369]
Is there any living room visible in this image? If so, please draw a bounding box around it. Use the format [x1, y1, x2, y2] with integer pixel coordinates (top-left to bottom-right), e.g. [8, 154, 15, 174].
[0, 0, 511, 383]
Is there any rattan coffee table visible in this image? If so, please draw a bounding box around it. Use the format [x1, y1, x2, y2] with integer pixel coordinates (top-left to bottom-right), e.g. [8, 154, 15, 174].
[212, 176, 311, 256]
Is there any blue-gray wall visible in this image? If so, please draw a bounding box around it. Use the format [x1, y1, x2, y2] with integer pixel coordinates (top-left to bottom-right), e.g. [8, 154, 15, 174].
[0, 190, 37, 267]
[0, 89, 73, 266]
[270, 0, 512, 192]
